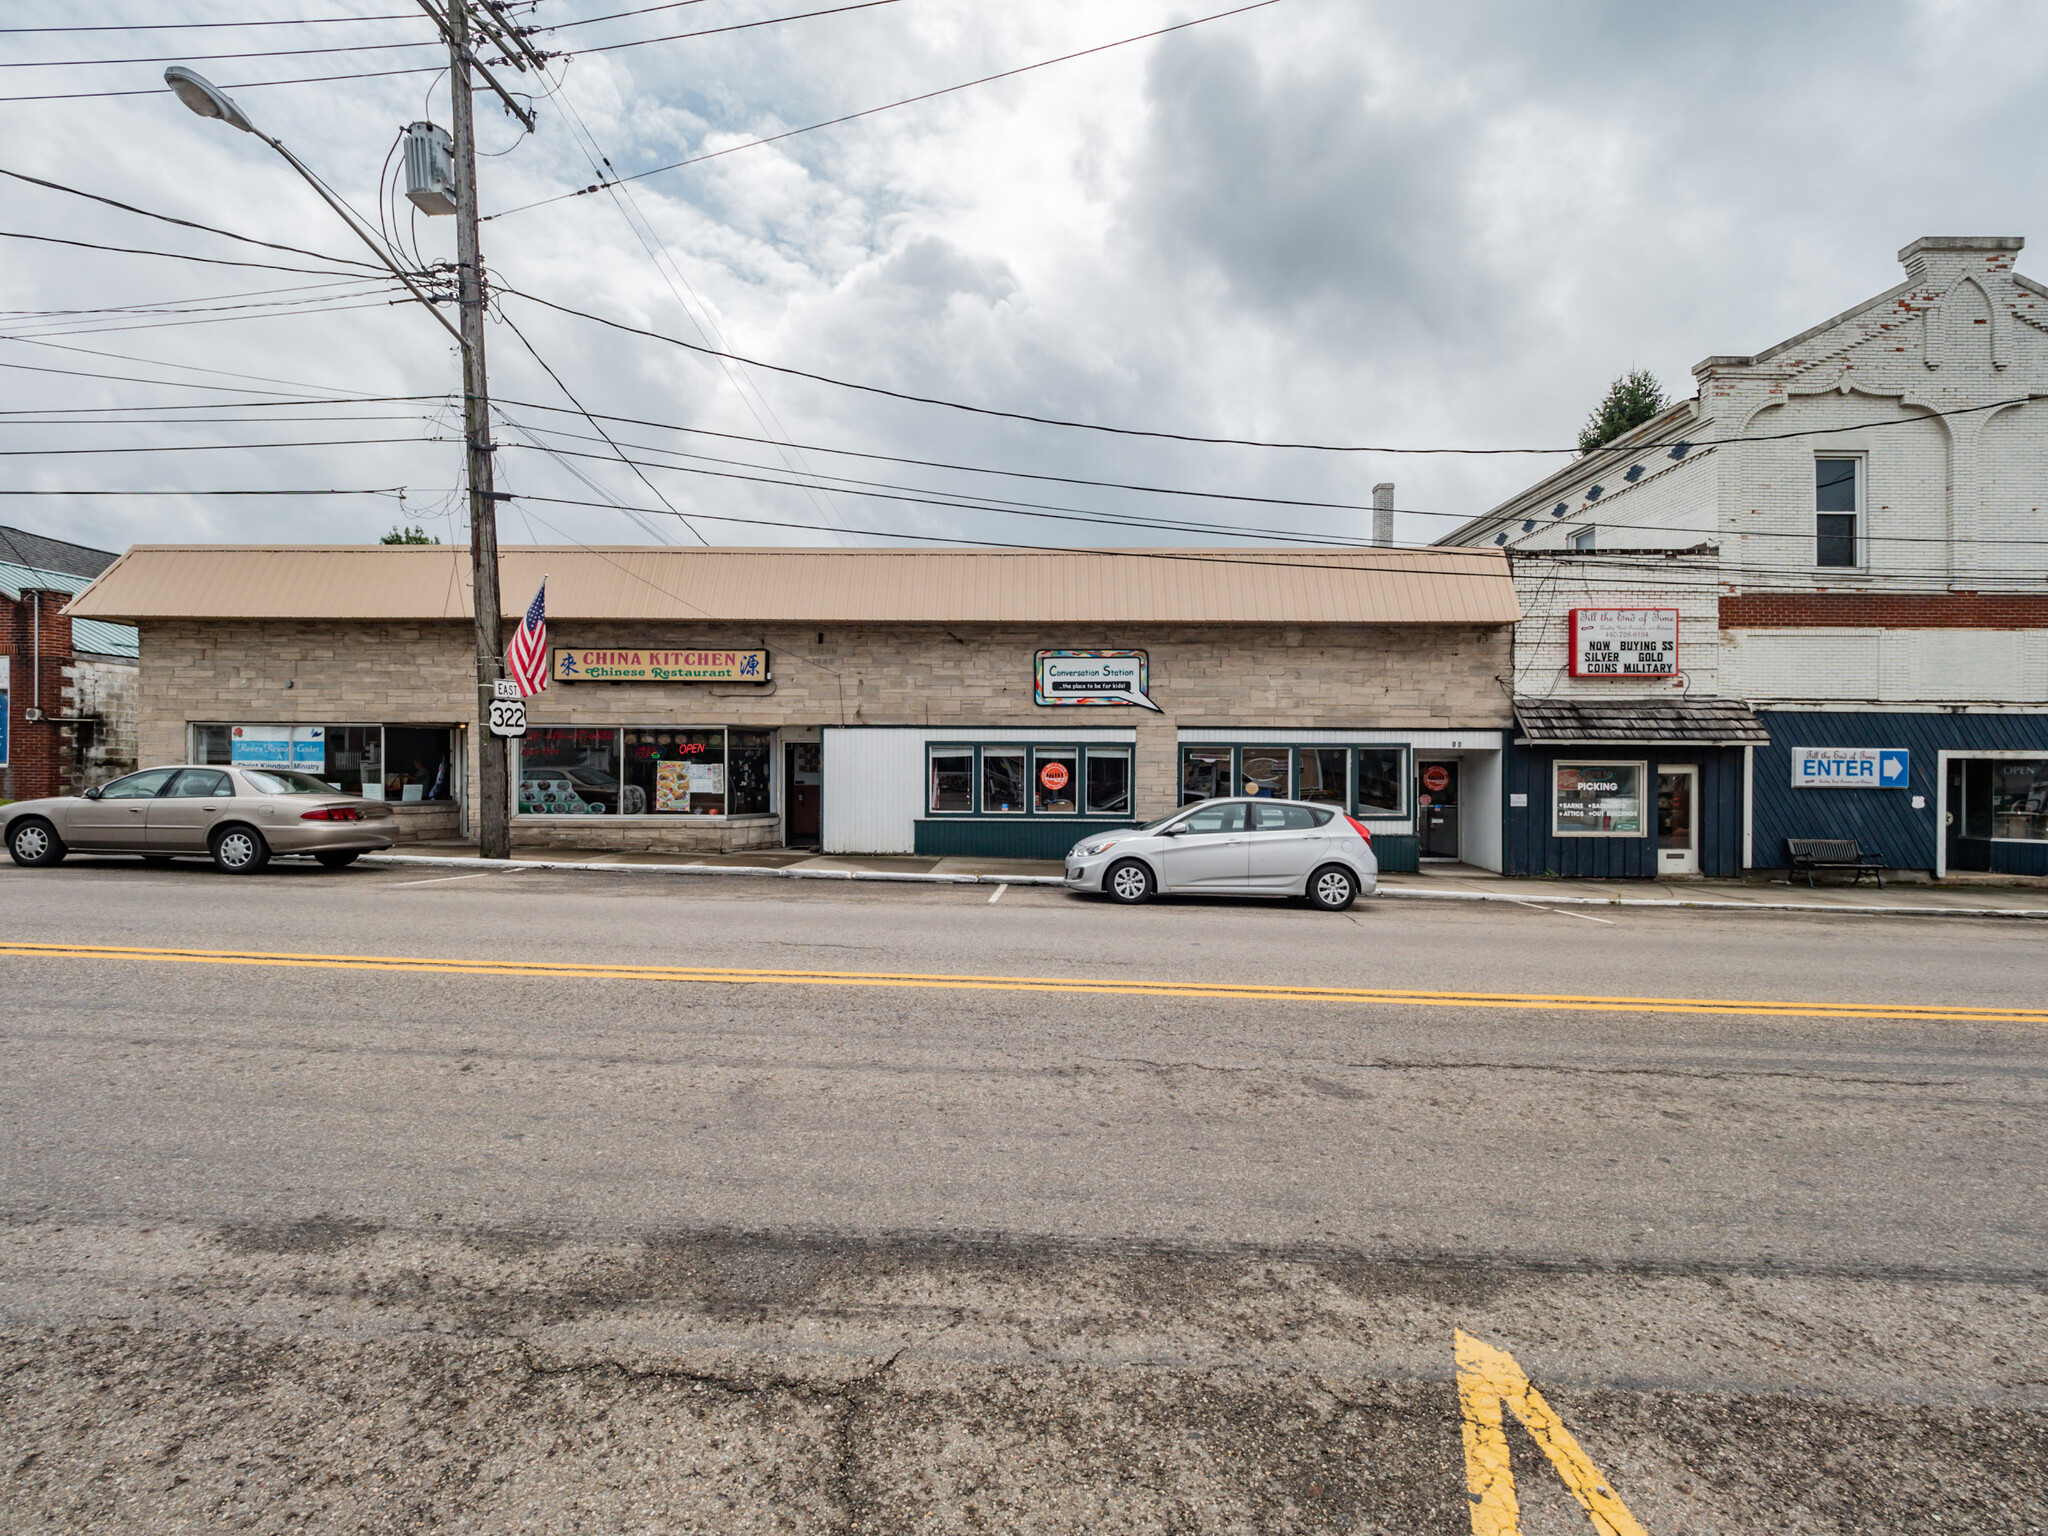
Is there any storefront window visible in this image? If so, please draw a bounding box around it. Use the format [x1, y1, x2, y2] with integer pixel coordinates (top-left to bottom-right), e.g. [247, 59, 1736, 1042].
[1034, 749, 1078, 813]
[1085, 751, 1131, 815]
[321, 725, 381, 797]
[1357, 748, 1404, 815]
[983, 748, 1027, 814]
[521, 727, 621, 814]
[729, 731, 772, 814]
[381, 726, 450, 801]
[930, 749, 973, 812]
[1182, 747, 1232, 803]
[1990, 759, 2048, 841]
[1298, 748, 1348, 807]
[1242, 746, 1289, 798]
[1553, 761, 1644, 836]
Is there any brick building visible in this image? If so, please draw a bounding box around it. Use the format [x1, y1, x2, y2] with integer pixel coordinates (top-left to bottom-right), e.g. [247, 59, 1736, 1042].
[65, 543, 1520, 866]
[1445, 235, 2048, 878]
[0, 527, 139, 803]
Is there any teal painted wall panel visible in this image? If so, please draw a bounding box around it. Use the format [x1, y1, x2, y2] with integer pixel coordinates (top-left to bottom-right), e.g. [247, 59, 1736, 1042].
[914, 818, 1136, 860]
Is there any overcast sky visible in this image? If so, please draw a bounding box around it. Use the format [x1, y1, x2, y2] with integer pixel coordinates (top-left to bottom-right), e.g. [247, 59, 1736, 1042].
[5, 0, 2047, 560]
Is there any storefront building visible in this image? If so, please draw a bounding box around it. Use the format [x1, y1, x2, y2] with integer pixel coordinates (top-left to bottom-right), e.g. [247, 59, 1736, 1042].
[67, 544, 1520, 864]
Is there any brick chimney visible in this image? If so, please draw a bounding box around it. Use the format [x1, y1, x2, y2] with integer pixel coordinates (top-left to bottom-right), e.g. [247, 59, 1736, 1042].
[1372, 483, 1394, 547]
[1898, 235, 2022, 285]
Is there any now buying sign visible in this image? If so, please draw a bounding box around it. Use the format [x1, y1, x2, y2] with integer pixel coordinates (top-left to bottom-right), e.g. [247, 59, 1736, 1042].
[1791, 746, 1910, 789]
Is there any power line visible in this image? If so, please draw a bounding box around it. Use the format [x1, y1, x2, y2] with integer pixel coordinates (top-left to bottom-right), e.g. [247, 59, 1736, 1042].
[0, 32, 443, 68]
[540, 1, 707, 31]
[0, 14, 424, 35]
[0, 228, 382, 278]
[0, 393, 452, 414]
[0, 436, 445, 456]
[1, 334, 414, 396]
[0, 168, 391, 271]
[0, 487, 411, 496]
[488, 0, 1286, 218]
[0, 296, 412, 342]
[577, 1, 901, 56]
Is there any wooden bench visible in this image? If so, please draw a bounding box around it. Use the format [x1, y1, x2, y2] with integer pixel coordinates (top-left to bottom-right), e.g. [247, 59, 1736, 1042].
[1785, 838, 1885, 889]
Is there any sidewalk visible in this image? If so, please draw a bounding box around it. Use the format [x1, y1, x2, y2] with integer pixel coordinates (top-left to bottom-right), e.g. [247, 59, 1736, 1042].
[369, 840, 2048, 917]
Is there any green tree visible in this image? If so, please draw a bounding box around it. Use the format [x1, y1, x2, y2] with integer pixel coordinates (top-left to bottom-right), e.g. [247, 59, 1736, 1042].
[1577, 368, 1667, 455]
[381, 525, 440, 544]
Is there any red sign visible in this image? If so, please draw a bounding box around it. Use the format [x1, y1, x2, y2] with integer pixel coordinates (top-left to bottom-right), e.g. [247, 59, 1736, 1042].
[1422, 765, 1451, 794]
[1039, 761, 1070, 791]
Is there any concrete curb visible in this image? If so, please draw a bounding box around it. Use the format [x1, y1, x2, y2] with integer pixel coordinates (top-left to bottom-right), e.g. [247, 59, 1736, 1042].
[356, 852, 2048, 917]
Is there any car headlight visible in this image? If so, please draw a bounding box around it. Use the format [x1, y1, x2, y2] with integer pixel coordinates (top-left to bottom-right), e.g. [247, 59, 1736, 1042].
[1079, 838, 1121, 857]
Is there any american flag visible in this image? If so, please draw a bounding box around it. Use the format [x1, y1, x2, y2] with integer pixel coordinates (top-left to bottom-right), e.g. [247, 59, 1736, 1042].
[506, 579, 548, 696]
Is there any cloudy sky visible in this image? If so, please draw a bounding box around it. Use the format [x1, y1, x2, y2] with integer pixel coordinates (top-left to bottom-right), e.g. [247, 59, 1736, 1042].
[4, 0, 2047, 560]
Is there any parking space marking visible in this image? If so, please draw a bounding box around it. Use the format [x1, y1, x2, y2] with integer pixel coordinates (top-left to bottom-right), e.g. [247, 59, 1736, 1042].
[1456, 1329, 1646, 1536]
[1509, 899, 1615, 925]
[0, 941, 2044, 1023]
[988, 883, 1007, 904]
[384, 868, 530, 888]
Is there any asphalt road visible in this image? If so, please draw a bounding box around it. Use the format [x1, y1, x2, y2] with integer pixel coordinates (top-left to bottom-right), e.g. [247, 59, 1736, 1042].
[2, 857, 2044, 1534]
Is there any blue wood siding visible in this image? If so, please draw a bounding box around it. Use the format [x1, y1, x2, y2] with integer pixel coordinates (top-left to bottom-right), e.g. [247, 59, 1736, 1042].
[1753, 711, 2048, 875]
[1501, 745, 1744, 878]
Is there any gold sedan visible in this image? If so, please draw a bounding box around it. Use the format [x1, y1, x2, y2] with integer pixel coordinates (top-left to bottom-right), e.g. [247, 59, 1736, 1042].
[4, 764, 397, 874]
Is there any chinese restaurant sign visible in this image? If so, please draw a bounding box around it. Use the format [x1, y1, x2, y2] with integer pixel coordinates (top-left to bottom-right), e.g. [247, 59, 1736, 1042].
[552, 648, 769, 683]
[1568, 608, 1679, 678]
[1034, 650, 1163, 712]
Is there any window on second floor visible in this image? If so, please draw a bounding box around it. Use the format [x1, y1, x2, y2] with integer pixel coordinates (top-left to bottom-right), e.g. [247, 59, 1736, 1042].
[1815, 457, 1860, 567]
[1568, 526, 1596, 551]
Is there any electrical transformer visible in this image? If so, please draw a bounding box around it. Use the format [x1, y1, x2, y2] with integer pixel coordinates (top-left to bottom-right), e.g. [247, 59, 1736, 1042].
[402, 121, 457, 215]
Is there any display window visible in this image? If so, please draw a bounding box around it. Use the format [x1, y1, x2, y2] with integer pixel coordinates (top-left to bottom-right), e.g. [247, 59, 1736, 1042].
[1034, 749, 1078, 814]
[1297, 748, 1348, 807]
[1553, 761, 1645, 836]
[730, 730, 773, 815]
[1961, 757, 2048, 842]
[930, 750, 973, 812]
[982, 747, 1028, 814]
[191, 722, 452, 802]
[1357, 748, 1404, 815]
[1085, 751, 1131, 815]
[521, 727, 623, 814]
[1241, 746, 1290, 798]
[1181, 747, 1232, 803]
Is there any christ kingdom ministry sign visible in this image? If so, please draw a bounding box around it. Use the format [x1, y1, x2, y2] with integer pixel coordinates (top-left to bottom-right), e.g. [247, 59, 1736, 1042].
[1568, 608, 1679, 678]
[552, 648, 770, 683]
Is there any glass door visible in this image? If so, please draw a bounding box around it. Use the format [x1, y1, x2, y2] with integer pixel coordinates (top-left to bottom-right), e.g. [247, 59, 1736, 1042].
[1417, 759, 1460, 859]
[1657, 765, 1698, 875]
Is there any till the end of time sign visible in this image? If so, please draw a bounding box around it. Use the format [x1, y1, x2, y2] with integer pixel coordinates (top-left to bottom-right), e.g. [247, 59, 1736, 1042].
[1568, 608, 1679, 678]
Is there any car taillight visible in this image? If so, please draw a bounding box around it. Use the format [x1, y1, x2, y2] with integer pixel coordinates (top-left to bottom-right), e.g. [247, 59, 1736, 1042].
[1344, 814, 1373, 844]
[301, 806, 363, 821]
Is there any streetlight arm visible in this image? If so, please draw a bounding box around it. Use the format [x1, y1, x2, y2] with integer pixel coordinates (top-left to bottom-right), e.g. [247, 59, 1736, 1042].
[256, 130, 466, 348]
[163, 66, 464, 348]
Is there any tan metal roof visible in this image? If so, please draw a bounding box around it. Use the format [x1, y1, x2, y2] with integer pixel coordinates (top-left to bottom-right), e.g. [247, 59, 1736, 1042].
[65, 544, 1520, 626]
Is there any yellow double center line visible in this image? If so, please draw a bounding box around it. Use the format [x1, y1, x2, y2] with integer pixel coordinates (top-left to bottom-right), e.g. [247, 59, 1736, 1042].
[0, 941, 2043, 1023]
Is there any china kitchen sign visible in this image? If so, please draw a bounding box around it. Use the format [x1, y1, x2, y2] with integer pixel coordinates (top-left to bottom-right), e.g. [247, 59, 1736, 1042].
[552, 648, 769, 683]
[1568, 609, 1679, 678]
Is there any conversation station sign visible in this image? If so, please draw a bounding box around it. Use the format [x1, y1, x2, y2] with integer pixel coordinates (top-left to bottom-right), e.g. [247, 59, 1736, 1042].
[1034, 650, 1163, 712]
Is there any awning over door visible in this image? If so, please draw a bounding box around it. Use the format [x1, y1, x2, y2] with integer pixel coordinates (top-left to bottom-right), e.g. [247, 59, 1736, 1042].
[1512, 696, 1771, 747]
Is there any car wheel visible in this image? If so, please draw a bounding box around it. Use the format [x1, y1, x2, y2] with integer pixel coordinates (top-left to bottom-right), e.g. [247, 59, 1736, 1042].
[7, 818, 66, 868]
[210, 825, 271, 875]
[315, 850, 362, 869]
[1307, 864, 1357, 912]
[1104, 858, 1155, 905]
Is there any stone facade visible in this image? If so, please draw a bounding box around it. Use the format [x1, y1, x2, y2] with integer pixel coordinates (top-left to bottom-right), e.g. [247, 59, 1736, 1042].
[138, 617, 1513, 850]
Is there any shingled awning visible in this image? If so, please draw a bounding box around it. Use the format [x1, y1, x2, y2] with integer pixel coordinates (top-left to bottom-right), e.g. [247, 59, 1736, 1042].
[1513, 697, 1771, 746]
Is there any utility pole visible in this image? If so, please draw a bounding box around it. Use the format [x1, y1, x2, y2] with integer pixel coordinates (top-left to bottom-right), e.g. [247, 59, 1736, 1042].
[445, 0, 509, 859]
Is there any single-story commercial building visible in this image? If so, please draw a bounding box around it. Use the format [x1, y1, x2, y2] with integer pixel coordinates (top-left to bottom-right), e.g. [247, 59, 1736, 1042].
[66, 544, 1522, 866]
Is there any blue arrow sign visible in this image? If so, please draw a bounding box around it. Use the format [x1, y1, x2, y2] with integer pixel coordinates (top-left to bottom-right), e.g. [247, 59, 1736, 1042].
[1878, 750, 1910, 788]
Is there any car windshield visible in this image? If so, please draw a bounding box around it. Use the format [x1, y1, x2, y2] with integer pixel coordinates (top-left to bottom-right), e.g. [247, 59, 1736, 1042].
[241, 769, 344, 795]
[1139, 807, 1201, 833]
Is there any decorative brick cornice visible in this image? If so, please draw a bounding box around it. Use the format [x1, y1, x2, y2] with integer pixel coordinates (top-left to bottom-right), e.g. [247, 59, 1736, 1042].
[1720, 592, 2048, 629]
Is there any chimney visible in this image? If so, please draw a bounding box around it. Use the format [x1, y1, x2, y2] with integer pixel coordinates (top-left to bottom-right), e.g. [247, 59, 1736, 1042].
[1898, 235, 2023, 285]
[1372, 483, 1394, 547]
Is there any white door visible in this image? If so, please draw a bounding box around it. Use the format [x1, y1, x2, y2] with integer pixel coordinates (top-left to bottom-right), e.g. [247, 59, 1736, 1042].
[1656, 766, 1699, 875]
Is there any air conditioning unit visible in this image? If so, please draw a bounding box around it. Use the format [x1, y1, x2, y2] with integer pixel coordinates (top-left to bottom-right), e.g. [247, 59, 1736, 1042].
[403, 121, 457, 215]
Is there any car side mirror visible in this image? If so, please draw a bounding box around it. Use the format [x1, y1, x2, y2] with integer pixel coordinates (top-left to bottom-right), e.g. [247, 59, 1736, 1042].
[81, 785, 103, 800]
[1161, 823, 1186, 836]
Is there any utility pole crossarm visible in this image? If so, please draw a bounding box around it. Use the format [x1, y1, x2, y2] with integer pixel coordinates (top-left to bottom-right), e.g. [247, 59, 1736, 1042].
[413, 0, 536, 130]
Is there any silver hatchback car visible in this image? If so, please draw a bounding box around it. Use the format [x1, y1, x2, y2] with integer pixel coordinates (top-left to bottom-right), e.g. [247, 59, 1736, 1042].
[4, 764, 397, 874]
[1064, 797, 1378, 910]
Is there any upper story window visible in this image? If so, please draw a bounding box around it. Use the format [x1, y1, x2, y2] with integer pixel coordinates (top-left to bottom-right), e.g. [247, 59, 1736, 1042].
[1568, 526, 1596, 551]
[1815, 457, 1860, 567]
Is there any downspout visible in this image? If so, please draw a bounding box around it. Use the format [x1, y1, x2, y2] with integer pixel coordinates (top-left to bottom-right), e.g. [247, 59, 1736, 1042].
[1741, 743, 1754, 871]
[31, 592, 40, 714]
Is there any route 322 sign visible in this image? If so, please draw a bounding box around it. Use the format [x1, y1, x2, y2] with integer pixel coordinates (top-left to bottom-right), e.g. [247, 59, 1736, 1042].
[488, 678, 528, 738]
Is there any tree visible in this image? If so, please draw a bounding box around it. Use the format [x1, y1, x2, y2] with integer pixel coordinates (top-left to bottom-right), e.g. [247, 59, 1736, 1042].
[381, 525, 440, 544]
[1577, 368, 1667, 455]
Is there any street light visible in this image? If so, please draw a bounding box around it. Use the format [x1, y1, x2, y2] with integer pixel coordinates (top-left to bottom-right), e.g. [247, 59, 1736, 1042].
[165, 57, 513, 860]
[163, 67, 461, 345]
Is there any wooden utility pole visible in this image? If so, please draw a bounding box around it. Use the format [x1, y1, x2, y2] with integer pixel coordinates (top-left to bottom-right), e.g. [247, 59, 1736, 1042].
[445, 0, 509, 858]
